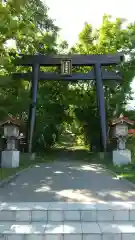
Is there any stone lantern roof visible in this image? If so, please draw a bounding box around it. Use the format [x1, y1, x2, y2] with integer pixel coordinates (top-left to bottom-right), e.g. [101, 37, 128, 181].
[110, 114, 134, 126]
[0, 115, 21, 127]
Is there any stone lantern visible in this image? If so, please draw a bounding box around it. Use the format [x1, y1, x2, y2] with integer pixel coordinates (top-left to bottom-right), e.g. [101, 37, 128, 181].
[0, 116, 21, 168]
[110, 114, 134, 165]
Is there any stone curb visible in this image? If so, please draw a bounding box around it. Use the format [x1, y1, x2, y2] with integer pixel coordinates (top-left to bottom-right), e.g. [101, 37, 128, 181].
[104, 165, 135, 190]
[0, 164, 33, 187]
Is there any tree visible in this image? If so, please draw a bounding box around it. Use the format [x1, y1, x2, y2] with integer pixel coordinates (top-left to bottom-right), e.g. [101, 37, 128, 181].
[69, 15, 135, 150]
[0, 0, 68, 150]
[1, 9, 135, 152]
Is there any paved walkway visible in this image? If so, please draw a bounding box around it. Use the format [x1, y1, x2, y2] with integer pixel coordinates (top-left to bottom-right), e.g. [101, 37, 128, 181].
[0, 161, 135, 202]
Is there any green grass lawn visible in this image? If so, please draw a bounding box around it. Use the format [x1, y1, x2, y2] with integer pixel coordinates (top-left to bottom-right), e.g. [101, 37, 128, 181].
[86, 152, 135, 184]
[94, 152, 135, 184]
[105, 163, 135, 183]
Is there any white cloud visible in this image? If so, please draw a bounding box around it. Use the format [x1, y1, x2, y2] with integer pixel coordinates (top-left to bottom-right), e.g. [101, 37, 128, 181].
[46, 0, 135, 46]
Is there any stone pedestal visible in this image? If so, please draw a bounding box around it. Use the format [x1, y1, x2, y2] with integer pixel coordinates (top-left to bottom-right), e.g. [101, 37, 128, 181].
[113, 149, 131, 165]
[7, 139, 16, 150]
[30, 153, 36, 161]
[1, 150, 20, 168]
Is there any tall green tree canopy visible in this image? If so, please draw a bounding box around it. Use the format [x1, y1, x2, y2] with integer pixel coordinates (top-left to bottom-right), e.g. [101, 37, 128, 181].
[0, 0, 69, 150]
[68, 15, 135, 149]
[1, 8, 135, 151]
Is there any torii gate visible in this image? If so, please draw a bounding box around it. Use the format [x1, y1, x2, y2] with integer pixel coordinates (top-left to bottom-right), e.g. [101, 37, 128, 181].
[12, 53, 123, 152]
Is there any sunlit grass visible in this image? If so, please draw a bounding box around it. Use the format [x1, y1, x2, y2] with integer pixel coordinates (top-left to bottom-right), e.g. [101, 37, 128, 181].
[105, 163, 135, 184]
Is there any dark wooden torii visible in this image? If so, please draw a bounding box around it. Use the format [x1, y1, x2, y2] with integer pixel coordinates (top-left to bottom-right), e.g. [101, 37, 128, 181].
[12, 53, 123, 152]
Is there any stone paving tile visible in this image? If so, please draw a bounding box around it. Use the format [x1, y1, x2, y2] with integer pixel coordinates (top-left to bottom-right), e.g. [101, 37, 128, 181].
[25, 234, 44, 240]
[1, 202, 135, 211]
[5, 235, 24, 240]
[0, 236, 5, 240]
[77, 203, 97, 211]
[83, 235, 101, 240]
[0, 222, 135, 240]
[32, 202, 51, 210]
[45, 222, 64, 234]
[129, 210, 135, 220]
[3, 233, 135, 240]
[81, 210, 97, 221]
[0, 201, 135, 211]
[97, 210, 113, 221]
[129, 203, 135, 210]
[98, 222, 122, 233]
[7, 223, 46, 234]
[48, 202, 96, 210]
[113, 210, 129, 221]
[48, 210, 64, 222]
[96, 203, 113, 210]
[16, 211, 31, 222]
[64, 210, 80, 221]
[122, 233, 135, 240]
[0, 223, 12, 234]
[109, 202, 134, 210]
[117, 222, 135, 233]
[0, 204, 135, 224]
[0, 235, 6, 240]
[48, 202, 135, 212]
[102, 233, 121, 240]
[48, 203, 68, 210]
[0, 211, 15, 221]
[31, 210, 47, 221]
[0, 202, 51, 211]
[64, 234, 82, 240]
[82, 222, 101, 234]
[45, 235, 63, 240]
[63, 222, 82, 234]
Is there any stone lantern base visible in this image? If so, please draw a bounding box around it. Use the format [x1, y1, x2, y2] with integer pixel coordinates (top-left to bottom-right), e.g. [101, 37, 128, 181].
[1, 150, 20, 168]
[113, 149, 131, 165]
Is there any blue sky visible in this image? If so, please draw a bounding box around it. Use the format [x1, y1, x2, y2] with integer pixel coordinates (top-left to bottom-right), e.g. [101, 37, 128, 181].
[45, 0, 135, 108]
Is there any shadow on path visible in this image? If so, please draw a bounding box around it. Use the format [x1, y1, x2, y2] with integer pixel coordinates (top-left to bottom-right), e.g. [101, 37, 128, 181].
[0, 161, 135, 202]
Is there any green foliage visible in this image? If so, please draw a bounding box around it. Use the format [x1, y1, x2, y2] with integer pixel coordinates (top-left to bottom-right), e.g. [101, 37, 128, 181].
[33, 81, 69, 151]
[69, 15, 135, 150]
[0, 0, 65, 150]
[1, 7, 135, 153]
